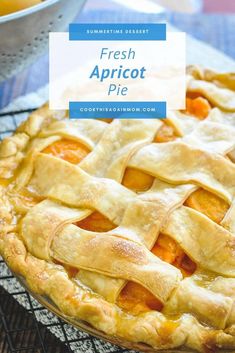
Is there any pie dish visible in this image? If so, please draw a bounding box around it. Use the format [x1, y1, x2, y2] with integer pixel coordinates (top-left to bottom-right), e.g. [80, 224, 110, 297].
[0, 66, 235, 352]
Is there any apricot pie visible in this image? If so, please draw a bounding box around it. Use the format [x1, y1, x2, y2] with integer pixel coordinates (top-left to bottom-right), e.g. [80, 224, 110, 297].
[0, 66, 235, 352]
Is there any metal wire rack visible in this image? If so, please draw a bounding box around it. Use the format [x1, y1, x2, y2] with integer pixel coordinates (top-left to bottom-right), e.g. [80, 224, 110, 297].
[0, 108, 132, 353]
[0, 258, 73, 353]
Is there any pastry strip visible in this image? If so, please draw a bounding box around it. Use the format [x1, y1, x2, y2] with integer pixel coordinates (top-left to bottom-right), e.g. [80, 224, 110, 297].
[39, 119, 107, 149]
[79, 119, 162, 181]
[129, 141, 235, 202]
[28, 153, 135, 224]
[163, 277, 233, 329]
[187, 77, 235, 111]
[51, 224, 182, 304]
[162, 206, 235, 276]
[183, 120, 235, 154]
[21, 199, 91, 260]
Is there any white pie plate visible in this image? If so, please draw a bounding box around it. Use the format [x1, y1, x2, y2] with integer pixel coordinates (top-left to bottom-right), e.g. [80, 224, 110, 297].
[10, 272, 230, 353]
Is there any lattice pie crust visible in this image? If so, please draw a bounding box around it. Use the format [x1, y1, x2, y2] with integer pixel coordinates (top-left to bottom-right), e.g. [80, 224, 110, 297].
[0, 66, 235, 352]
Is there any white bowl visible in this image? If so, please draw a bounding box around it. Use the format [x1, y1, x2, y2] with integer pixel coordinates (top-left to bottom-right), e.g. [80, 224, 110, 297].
[0, 0, 86, 82]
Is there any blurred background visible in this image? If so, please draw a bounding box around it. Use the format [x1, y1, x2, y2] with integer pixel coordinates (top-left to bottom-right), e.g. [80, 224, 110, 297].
[0, 0, 235, 109]
[203, 0, 235, 12]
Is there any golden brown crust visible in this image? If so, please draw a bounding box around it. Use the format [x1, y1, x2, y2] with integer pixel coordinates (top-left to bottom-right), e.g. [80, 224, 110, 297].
[0, 67, 235, 352]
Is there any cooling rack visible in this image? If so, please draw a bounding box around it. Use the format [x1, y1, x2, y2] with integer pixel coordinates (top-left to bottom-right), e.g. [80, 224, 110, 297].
[0, 108, 133, 353]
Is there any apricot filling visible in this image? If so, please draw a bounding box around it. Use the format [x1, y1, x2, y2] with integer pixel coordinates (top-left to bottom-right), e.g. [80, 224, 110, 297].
[76, 211, 116, 232]
[43, 139, 90, 165]
[117, 282, 163, 315]
[44, 138, 116, 233]
[74, 178, 195, 315]
[152, 234, 196, 277]
[42, 137, 215, 316]
[185, 189, 229, 224]
[157, 320, 180, 343]
[122, 167, 154, 192]
[122, 187, 230, 314]
[184, 96, 211, 120]
[118, 234, 196, 315]
[154, 123, 177, 143]
[97, 118, 113, 123]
